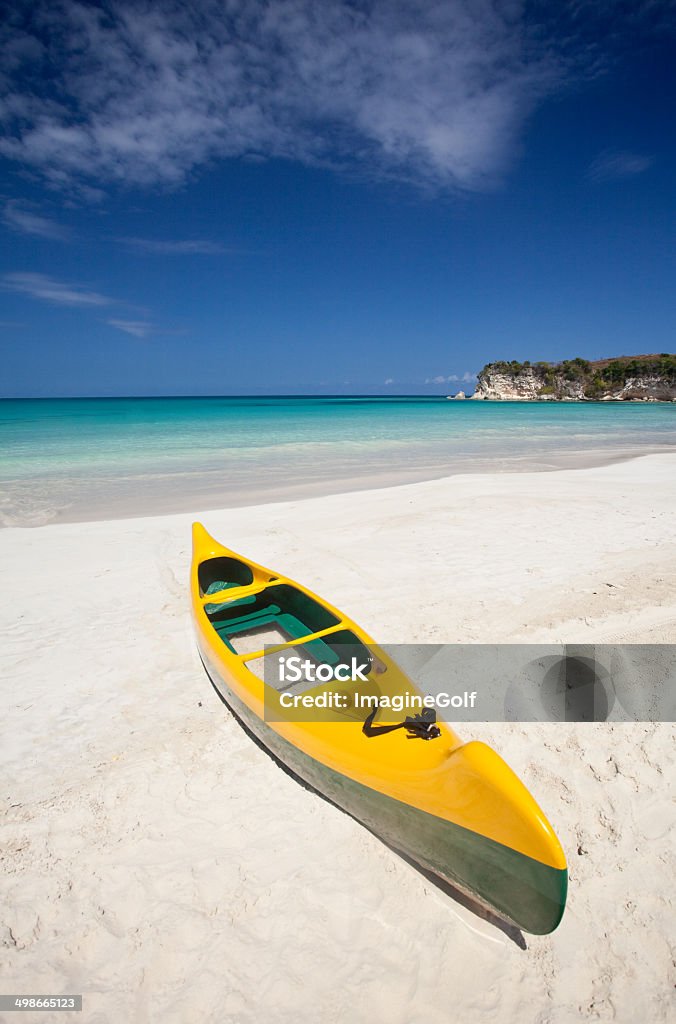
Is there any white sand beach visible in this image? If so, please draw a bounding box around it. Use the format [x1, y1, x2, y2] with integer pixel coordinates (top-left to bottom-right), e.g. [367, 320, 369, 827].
[1, 454, 675, 1023]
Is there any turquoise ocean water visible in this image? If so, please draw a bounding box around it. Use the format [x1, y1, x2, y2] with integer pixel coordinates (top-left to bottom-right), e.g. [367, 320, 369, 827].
[1, 397, 675, 525]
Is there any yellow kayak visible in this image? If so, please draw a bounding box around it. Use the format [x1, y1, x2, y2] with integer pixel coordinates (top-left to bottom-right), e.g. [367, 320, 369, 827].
[191, 522, 568, 934]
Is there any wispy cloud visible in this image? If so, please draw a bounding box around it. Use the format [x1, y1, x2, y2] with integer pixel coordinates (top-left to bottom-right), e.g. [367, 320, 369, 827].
[425, 372, 476, 384]
[0, 0, 566, 194]
[2, 272, 111, 306]
[119, 237, 227, 255]
[107, 319, 155, 338]
[3, 200, 70, 239]
[587, 150, 654, 183]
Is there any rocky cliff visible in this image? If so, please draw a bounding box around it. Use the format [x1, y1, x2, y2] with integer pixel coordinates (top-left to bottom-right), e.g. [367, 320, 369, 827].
[472, 355, 676, 401]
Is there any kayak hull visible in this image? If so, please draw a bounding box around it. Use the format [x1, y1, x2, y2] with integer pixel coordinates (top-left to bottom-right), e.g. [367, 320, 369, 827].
[191, 523, 568, 935]
[198, 642, 567, 935]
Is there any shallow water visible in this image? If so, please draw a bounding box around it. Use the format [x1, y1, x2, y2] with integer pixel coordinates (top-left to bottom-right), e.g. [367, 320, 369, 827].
[1, 396, 674, 525]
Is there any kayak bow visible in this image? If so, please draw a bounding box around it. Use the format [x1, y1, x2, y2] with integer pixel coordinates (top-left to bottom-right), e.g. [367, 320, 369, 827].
[191, 522, 567, 934]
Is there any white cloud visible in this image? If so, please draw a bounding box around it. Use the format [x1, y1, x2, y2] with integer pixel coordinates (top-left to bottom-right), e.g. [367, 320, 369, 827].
[0, 0, 564, 193]
[3, 200, 70, 239]
[2, 272, 111, 306]
[107, 319, 154, 338]
[384, 377, 394, 385]
[587, 150, 654, 183]
[425, 371, 477, 384]
[119, 237, 227, 255]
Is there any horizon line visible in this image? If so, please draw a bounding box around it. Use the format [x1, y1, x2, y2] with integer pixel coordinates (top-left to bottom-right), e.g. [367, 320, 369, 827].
[0, 392, 472, 401]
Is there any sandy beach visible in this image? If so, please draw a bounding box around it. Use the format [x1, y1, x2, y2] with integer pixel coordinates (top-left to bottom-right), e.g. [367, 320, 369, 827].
[1, 454, 675, 1023]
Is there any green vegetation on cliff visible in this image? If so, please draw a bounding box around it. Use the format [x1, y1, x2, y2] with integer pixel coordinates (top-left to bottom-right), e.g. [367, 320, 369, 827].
[488, 357, 592, 381]
[480, 354, 676, 398]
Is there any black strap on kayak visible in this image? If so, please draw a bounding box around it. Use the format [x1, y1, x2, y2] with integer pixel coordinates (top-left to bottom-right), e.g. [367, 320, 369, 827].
[362, 705, 441, 740]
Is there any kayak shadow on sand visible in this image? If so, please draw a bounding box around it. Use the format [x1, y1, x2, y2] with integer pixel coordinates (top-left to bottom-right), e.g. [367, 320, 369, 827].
[208, 677, 528, 951]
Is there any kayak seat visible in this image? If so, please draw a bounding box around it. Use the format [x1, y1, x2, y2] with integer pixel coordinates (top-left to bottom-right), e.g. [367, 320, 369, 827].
[207, 583, 343, 664]
[213, 605, 285, 637]
[214, 605, 338, 658]
[207, 582, 343, 660]
[204, 580, 256, 615]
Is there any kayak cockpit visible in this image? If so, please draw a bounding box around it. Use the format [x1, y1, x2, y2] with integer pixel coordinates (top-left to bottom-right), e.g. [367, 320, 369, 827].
[205, 582, 339, 653]
[200, 561, 376, 695]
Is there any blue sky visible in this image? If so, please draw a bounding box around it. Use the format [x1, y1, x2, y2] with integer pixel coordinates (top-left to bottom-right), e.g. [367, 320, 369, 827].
[1, 0, 675, 397]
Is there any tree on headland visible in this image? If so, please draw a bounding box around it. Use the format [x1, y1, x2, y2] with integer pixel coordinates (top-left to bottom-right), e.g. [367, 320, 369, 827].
[479, 354, 675, 396]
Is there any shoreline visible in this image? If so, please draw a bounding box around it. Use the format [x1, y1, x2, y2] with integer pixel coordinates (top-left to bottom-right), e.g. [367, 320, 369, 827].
[2, 442, 674, 528]
[2, 451, 674, 643]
